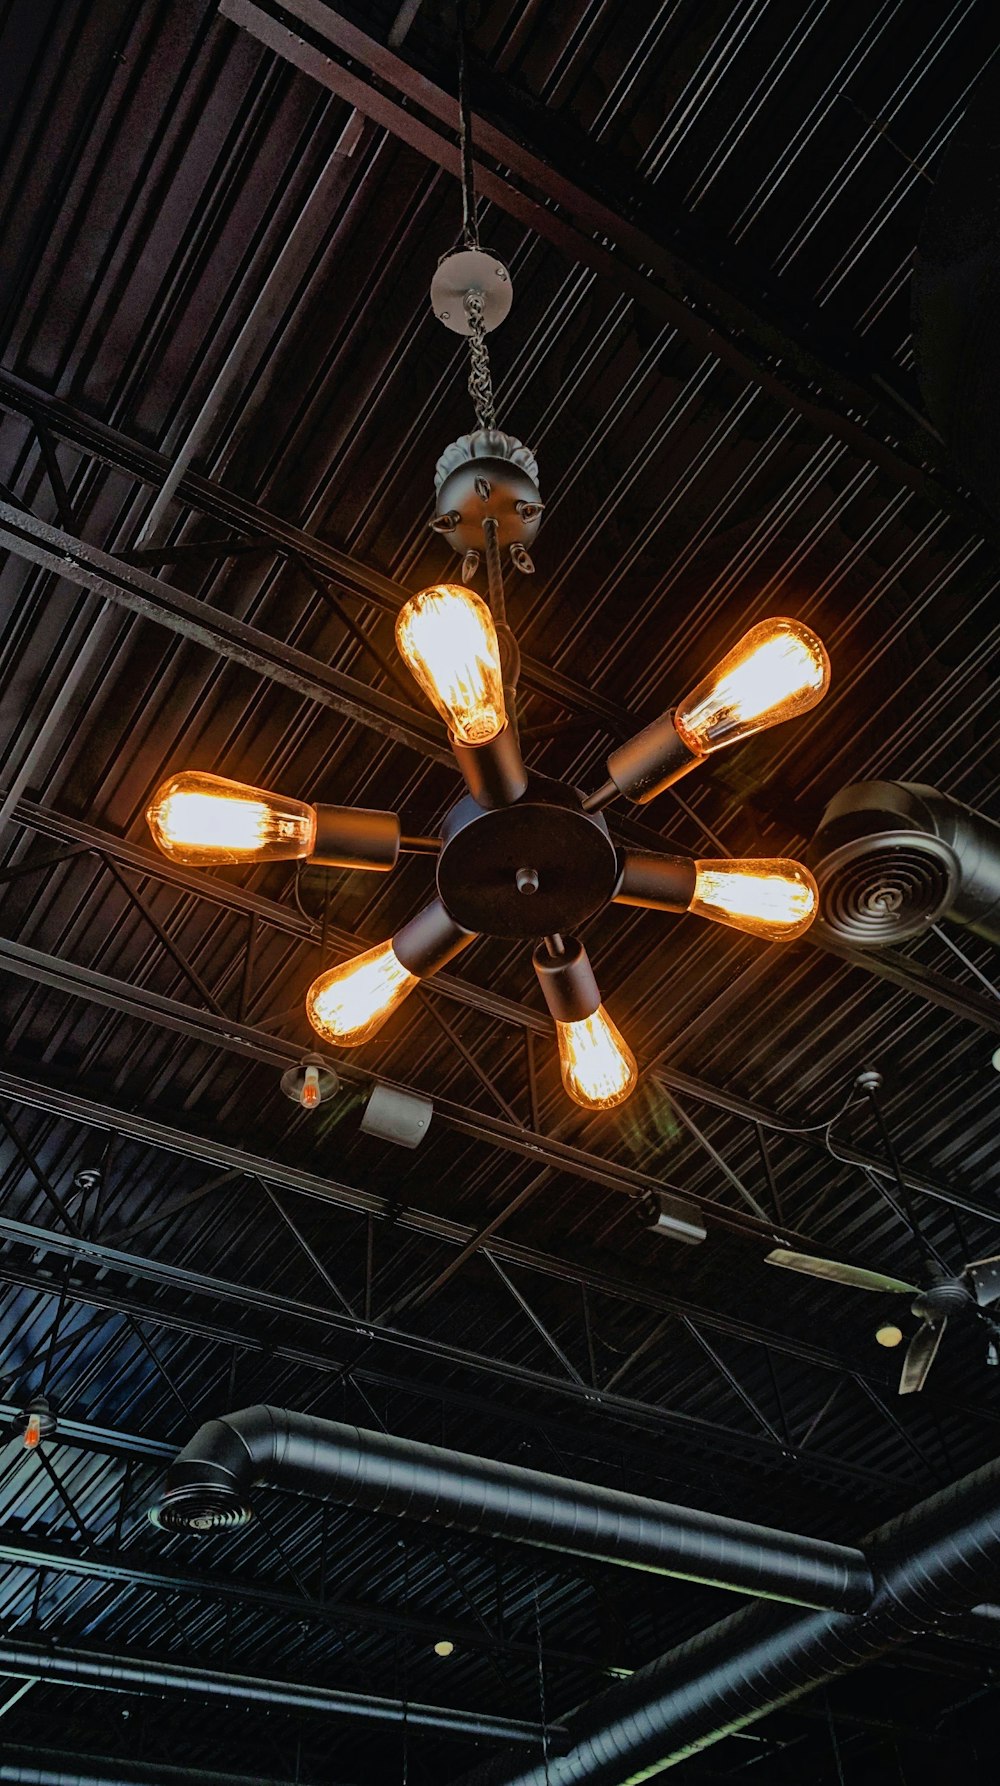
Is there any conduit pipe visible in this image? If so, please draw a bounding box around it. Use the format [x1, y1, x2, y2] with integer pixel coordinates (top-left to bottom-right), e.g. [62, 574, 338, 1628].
[154, 1406, 873, 1612]
[0, 1638, 553, 1745]
[453, 1449, 1000, 1786]
[0, 1755, 304, 1786]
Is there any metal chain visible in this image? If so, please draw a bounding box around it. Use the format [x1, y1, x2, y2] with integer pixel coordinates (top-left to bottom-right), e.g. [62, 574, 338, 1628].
[464, 287, 496, 428]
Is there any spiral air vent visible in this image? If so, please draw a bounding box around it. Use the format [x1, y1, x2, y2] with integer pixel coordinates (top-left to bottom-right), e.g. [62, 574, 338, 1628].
[810, 780, 1000, 948]
[818, 839, 957, 945]
[149, 1482, 253, 1533]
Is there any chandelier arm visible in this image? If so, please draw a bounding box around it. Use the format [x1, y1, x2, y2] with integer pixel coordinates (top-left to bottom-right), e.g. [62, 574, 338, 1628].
[612, 850, 698, 913]
[483, 512, 521, 746]
[398, 834, 442, 856]
[581, 779, 618, 815]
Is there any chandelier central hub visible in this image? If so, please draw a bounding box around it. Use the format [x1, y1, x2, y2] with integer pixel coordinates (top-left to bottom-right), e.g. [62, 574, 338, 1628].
[436, 777, 619, 940]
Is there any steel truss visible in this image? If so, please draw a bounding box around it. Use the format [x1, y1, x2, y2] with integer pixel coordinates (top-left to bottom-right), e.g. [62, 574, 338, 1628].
[0, 1073, 994, 1505]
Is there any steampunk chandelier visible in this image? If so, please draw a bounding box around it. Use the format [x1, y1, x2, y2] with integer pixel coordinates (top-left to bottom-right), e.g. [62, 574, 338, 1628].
[145, 64, 830, 1113]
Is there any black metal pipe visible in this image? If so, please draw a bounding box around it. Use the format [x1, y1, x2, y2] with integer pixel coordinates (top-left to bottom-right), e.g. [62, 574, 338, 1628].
[452, 1449, 1000, 1786]
[0, 1754, 309, 1786]
[153, 1406, 873, 1613]
[0, 1639, 552, 1745]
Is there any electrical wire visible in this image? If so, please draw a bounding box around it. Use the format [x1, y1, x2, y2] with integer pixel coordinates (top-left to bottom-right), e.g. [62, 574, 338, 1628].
[457, 0, 479, 250]
[757, 1081, 860, 1139]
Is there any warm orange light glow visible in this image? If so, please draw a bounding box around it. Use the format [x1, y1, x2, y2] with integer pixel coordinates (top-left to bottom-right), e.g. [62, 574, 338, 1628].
[689, 858, 818, 941]
[395, 584, 506, 744]
[675, 618, 829, 755]
[556, 1008, 638, 1110]
[147, 772, 316, 866]
[300, 1064, 321, 1108]
[23, 1415, 41, 1450]
[306, 941, 417, 1047]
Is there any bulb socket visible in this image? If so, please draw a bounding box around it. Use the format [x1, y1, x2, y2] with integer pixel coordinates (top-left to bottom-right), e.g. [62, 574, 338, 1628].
[311, 805, 400, 872]
[605, 712, 702, 805]
[532, 936, 601, 1025]
[393, 897, 475, 978]
[614, 850, 697, 911]
[450, 723, 529, 810]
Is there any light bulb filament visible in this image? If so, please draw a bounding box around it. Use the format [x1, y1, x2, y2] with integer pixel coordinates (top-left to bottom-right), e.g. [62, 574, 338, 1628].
[557, 1008, 637, 1110]
[676, 618, 829, 755]
[147, 772, 316, 866]
[396, 585, 506, 745]
[306, 942, 417, 1048]
[690, 858, 818, 941]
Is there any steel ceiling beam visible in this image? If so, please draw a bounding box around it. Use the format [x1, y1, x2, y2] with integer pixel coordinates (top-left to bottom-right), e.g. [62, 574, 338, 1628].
[1, 1109, 995, 1501]
[0, 1528, 603, 1674]
[0, 934, 795, 1243]
[7, 804, 994, 1211]
[219, 0, 980, 536]
[0, 1750, 325, 1786]
[0, 369, 628, 738]
[0, 1207, 889, 1484]
[0, 500, 450, 765]
[0, 1042, 993, 1404]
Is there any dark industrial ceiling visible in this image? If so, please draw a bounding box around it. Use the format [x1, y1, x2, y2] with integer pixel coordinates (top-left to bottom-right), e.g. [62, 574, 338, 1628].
[1, 0, 999, 1780]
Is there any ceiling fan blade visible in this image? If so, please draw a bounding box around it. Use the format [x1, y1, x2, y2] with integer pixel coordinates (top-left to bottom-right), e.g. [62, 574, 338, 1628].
[966, 1255, 1000, 1308]
[899, 1316, 947, 1395]
[766, 1249, 918, 1295]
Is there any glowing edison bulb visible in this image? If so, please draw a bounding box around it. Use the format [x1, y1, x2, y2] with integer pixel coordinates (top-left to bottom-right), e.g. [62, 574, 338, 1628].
[556, 1008, 638, 1111]
[675, 618, 829, 755]
[147, 771, 316, 867]
[306, 941, 417, 1048]
[689, 858, 818, 941]
[395, 584, 506, 744]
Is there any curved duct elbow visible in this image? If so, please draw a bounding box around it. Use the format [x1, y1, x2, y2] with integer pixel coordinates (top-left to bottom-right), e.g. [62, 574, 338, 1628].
[810, 781, 1000, 947]
[149, 1415, 260, 1532]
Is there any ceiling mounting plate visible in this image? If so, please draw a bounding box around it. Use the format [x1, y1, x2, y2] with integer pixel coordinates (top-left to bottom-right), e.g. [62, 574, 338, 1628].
[430, 249, 512, 334]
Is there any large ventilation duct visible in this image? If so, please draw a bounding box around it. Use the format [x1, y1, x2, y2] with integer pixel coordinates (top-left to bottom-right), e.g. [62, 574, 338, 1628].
[0, 1637, 551, 1745]
[0, 1756, 301, 1786]
[453, 1450, 1000, 1786]
[153, 1406, 873, 1612]
[810, 781, 1000, 947]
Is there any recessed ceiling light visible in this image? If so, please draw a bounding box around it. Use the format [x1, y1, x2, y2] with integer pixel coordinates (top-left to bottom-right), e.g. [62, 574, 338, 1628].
[876, 1323, 904, 1348]
[433, 1640, 455, 1658]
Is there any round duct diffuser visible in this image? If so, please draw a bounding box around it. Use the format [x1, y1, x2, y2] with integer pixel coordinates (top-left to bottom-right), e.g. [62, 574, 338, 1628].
[817, 838, 958, 945]
[810, 782, 963, 946]
[149, 1482, 253, 1533]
